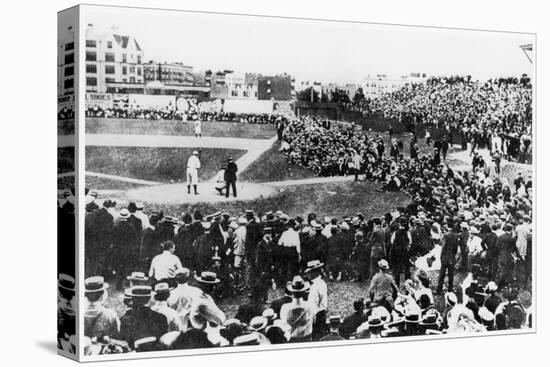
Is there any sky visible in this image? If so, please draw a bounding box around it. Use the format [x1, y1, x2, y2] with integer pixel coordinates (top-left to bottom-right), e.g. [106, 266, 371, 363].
[82, 5, 534, 84]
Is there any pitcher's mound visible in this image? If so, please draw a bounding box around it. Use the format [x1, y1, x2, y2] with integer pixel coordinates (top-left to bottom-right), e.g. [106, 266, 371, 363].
[125, 181, 279, 204]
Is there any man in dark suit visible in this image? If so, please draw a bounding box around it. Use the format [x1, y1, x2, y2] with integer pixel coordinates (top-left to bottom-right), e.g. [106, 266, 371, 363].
[118, 286, 168, 349]
[111, 208, 140, 285]
[235, 284, 265, 325]
[224, 157, 238, 198]
[436, 221, 461, 294]
[127, 202, 143, 238]
[175, 213, 196, 270]
[340, 299, 366, 339]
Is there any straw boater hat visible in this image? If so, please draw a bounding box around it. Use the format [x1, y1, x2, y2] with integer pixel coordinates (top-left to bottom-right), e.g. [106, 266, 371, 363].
[192, 150, 199, 155]
[153, 282, 172, 296]
[127, 285, 153, 298]
[286, 275, 310, 294]
[304, 260, 324, 273]
[262, 308, 277, 321]
[367, 314, 385, 329]
[119, 208, 130, 220]
[84, 276, 109, 293]
[249, 316, 268, 332]
[195, 271, 221, 285]
[58, 274, 76, 292]
[430, 222, 442, 240]
[377, 259, 390, 270]
[126, 272, 149, 283]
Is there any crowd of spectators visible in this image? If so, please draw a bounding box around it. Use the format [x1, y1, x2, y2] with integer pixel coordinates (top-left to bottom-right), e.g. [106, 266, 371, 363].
[58, 139, 532, 353]
[342, 76, 533, 162]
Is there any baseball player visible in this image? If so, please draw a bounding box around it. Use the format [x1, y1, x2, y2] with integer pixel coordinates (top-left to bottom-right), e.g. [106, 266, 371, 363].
[186, 150, 201, 195]
[194, 120, 202, 138]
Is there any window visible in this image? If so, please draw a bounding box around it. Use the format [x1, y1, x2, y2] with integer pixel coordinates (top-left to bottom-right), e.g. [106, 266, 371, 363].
[85, 40, 96, 48]
[137, 55, 142, 64]
[86, 64, 97, 73]
[255, 92, 258, 97]
[86, 77, 97, 86]
[122, 78, 127, 83]
[64, 53, 74, 64]
[64, 79, 73, 89]
[129, 66, 136, 73]
[85, 51, 96, 62]
[130, 76, 136, 83]
[64, 66, 74, 77]
[231, 90, 239, 97]
[107, 41, 112, 49]
[122, 53, 127, 63]
[65, 42, 74, 51]
[105, 65, 115, 74]
[243, 91, 249, 97]
[105, 53, 115, 62]
[106, 77, 115, 83]
[137, 67, 142, 76]
[122, 66, 127, 75]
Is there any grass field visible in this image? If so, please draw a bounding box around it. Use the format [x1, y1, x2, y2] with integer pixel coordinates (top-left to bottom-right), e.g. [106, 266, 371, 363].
[86, 118, 276, 139]
[58, 119, 75, 135]
[86, 146, 246, 183]
[139, 180, 409, 221]
[85, 176, 148, 191]
[58, 147, 75, 174]
[240, 141, 316, 182]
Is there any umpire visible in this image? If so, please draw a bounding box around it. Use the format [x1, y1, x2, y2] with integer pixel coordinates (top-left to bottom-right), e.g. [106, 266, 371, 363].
[224, 157, 238, 198]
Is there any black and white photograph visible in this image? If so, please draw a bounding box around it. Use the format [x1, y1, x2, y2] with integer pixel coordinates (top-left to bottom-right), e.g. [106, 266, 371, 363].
[57, 3, 535, 360]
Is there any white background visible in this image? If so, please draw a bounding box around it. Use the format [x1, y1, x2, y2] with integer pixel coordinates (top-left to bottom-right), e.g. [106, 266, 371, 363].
[0, 0, 546, 365]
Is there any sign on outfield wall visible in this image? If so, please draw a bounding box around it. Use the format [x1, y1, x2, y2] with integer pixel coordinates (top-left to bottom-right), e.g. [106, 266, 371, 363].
[129, 94, 176, 110]
[58, 94, 75, 112]
[85, 93, 113, 109]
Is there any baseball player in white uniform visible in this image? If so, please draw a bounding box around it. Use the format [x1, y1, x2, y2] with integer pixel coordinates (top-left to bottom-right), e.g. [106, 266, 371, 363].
[186, 150, 201, 195]
[194, 120, 202, 138]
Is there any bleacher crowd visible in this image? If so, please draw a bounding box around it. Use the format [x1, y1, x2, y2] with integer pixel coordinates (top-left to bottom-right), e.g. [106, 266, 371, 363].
[342, 76, 533, 162]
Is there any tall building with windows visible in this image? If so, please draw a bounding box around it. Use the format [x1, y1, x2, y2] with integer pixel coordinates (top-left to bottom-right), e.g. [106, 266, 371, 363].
[257, 74, 295, 101]
[84, 24, 145, 93]
[143, 62, 194, 86]
[57, 26, 76, 96]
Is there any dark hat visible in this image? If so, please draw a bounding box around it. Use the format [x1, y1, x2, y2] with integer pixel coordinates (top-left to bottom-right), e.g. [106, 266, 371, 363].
[327, 315, 342, 327]
[195, 271, 221, 285]
[127, 285, 153, 298]
[245, 209, 254, 216]
[286, 275, 310, 294]
[405, 313, 420, 323]
[58, 273, 75, 291]
[84, 276, 108, 293]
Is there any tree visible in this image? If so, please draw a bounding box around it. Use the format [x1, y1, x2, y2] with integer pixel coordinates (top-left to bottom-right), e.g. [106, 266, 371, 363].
[297, 87, 320, 102]
[330, 89, 351, 104]
[353, 87, 365, 104]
